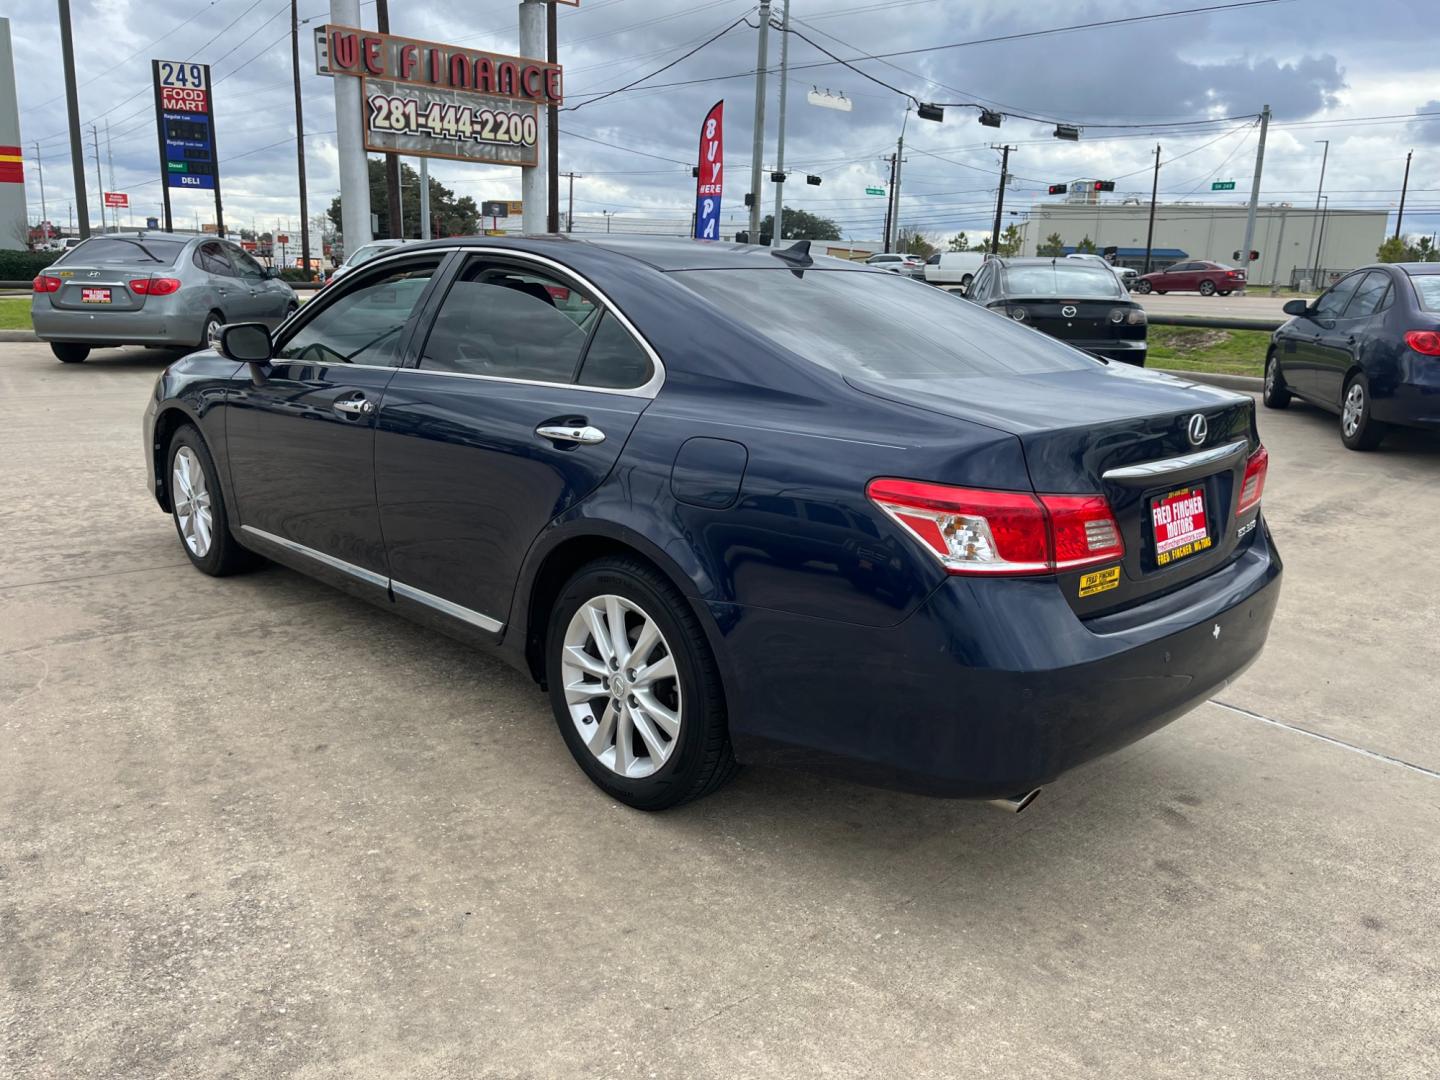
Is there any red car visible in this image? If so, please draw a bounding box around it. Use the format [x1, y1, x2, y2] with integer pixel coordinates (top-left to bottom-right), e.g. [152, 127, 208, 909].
[1134, 260, 1246, 296]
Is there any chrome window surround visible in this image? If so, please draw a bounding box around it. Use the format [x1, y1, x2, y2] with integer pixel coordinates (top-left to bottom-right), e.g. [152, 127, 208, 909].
[240, 525, 505, 633]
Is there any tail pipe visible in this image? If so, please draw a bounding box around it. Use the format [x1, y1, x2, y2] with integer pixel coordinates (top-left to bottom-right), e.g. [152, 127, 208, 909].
[988, 788, 1042, 813]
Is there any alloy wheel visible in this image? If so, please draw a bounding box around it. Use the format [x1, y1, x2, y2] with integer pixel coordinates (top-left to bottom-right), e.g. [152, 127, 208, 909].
[1343, 382, 1365, 438]
[172, 446, 213, 557]
[561, 594, 682, 779]
[1264, 357, 1275, 396]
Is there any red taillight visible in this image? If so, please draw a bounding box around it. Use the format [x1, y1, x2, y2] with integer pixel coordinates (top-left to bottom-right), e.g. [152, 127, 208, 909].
[32, 274, 61, 293]
[1404, 330, 1440, 356]
[1236, 445, 1268, 517]
[130, 277, 182, 296]
[866, 479, 1124, 576]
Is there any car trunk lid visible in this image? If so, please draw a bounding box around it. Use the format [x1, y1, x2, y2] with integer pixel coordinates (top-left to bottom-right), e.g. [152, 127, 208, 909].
[48, 264, 152, 312]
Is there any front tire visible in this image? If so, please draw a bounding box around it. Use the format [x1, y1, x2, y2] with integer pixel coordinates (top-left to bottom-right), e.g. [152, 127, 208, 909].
[546, 556, 737, 810]
[167, 425, 255, 575]
[51, 342, 89, 364]
[1340, 373, 1386, 451]
[1134, 280, 1152, 294]
[1199, 279, 1217, 296]
[1263, 350, 1292, 409]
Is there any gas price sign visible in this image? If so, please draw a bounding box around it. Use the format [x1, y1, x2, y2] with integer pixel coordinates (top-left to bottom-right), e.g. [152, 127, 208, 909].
[152, 59, 220, 192]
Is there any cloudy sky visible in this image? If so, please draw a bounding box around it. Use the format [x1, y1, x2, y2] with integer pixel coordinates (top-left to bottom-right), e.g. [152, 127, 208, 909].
[8, 0, 1439, 245]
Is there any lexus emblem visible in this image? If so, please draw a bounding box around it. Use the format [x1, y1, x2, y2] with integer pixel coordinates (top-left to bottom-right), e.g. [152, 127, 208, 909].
[1061, 304, 1077, 318]
[1187, 413, 1209, 447]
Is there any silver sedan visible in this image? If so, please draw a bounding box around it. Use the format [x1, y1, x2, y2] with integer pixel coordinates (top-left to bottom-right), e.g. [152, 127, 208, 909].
[32, 233, 298, 364]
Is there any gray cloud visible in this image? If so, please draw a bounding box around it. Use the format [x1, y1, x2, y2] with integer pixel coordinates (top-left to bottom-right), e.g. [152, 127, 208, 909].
[1412, 99, 1440, 144]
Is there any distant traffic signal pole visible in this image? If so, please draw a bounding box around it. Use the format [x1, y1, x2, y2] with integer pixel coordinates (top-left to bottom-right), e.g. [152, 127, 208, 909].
[57, 0, 90, 239]
[1143, 143, 1160, 275]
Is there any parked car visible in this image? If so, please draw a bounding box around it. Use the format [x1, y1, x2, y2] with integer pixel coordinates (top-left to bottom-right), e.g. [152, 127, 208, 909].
[965, 256, 1148, 365]
[143, 236, 1279, 811]
[1133, 260, 1245, 296]
[923, 250, 986, 290]
[1264, 262, 1440, 450]
[1065, 252, 1138, 290]
[865, 252, 923, 277]
[32, 233, 298, 364]
[327, 237, 413, 284]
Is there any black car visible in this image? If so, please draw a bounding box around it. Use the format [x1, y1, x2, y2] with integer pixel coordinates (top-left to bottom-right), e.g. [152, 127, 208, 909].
[965, 256, 1148, 366]
[143, 236, 1279, 812]
[1265, 263, 1440, 449]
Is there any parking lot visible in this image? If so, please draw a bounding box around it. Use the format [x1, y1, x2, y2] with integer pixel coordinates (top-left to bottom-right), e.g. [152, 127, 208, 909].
[2, 342, 1438, 1079]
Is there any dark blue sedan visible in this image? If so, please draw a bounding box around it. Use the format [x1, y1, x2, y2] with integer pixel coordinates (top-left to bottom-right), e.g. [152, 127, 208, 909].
[1266, 262, 1440, 449]
[143, 236, 1281, 811]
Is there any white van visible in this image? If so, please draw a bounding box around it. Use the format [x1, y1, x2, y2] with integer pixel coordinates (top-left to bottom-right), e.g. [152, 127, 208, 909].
[923, 250, 986, 289]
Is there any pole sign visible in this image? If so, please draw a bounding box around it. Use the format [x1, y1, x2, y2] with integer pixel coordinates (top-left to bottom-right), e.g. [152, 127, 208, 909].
[324, 25, 561, 168]
[103, 191, 128, 208]
[693, 100, 723, 241]
[865, 187, 885, 196]
[152, 59, 224, 234]
[1212, 181, 1236, 191]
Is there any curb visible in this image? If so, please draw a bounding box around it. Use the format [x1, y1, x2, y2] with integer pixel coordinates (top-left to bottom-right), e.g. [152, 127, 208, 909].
[0, 330, 38, 342]
[1156, 367, 1262, 392]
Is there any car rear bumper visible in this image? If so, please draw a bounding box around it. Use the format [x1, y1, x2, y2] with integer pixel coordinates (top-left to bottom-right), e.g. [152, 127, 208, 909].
[1075, 338, 1147, 366]
[1373, 364, 1440, 428]
[32, 306, 200, 346]
[718, 519, 1281, 798]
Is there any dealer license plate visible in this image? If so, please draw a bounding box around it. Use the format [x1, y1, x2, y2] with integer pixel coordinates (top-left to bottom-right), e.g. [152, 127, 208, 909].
[1151, 485, 1212, 567]
[80, 287, 112, 304]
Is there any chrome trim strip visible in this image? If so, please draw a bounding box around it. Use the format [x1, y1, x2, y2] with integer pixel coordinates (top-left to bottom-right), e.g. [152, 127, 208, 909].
[239, 525, 389, 588]
[392, 580, 505, 634]
[1101, 438, 1248, 482]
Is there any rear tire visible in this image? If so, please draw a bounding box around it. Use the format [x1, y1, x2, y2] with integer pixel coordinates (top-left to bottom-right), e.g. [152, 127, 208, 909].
[546, 556, 737, 810]
[1199, 279, 1217, 296]
[1134, 280, 1152, 294]
[166, 425, 256, 576]
[1262, 350, 1291, 410]
[1340, 373, 1386, 451]
[199, 310, 225, 350]
[51, 342, 89, 364]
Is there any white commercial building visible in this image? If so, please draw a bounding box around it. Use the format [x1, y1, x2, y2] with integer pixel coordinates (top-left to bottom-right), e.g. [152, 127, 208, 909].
[1020, 199, 1389, 287]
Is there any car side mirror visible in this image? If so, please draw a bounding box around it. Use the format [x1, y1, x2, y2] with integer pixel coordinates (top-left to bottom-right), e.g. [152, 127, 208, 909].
[1282, 298, 1310, 317]
[264, 266, 282, 279]
[218, 322, 273, 364]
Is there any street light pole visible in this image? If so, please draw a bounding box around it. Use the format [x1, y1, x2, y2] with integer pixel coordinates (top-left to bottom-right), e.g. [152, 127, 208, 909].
[1303, 139, 1329, 289]
[747, 0, 772, 243]
[771, 0, 791, 245]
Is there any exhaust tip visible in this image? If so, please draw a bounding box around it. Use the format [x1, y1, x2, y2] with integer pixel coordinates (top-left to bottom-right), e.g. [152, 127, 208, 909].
[987, 788, 1042, 814]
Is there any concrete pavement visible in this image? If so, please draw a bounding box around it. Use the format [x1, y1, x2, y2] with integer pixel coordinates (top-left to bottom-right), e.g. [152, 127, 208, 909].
[2, 343, 1438, 1079]
[1137, 290, 1298, 321]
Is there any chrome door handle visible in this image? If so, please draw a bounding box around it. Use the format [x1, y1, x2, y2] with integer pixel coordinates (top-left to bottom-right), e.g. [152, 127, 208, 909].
[334, 397, 375, 417]
[536, 424, 606, 445]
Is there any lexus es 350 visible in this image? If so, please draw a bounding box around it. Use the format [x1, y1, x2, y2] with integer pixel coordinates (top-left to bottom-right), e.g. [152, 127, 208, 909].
[143, 237, 1281, 812]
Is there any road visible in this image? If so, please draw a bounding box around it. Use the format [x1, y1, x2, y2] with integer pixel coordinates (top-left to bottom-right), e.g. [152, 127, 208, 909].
[2, 343, 1438, 1079]
[1136, 290, 1296, 321]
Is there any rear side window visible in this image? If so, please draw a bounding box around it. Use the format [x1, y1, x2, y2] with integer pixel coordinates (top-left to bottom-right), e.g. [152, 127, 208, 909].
[675, 268, 1097, 380]
[1408, 274, 1440, 312]
[58, 236, 186, 266]
[578, 313, 653, 389]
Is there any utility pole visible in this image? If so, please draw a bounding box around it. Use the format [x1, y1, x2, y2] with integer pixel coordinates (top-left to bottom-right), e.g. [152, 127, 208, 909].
[33, 142, 47, 238]
[104, 120, 116, 221]
[546, 0, 560, 233]
[1315, 194, 1330, 280]
[747, 0, 772, 242]
[419, 156, 431, 239]
[1237, 103, 1269, 290]
[990, 144, 1014, 255]
[331, 0, 371, 255]
[374, 0, 403, 238]
[881, 153, 897, 251]
[1143, 143, 1160, 274]
[519, 0, 547, 233]
[562, 171, 582, 232]
[1303, 139, 1329, 290]
[90, 125, 106, 234]
[1395, 149, 1413, 240]
[771, 0, 791, 244]
[1267, 207, 1288, 294]
[291, 0, 312, 276]
[58, 0, 89, 239]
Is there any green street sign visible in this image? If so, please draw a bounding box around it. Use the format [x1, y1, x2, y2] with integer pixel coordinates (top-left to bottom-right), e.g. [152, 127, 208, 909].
[1212, 180, 1236, 191]
[865, 186, 886, 196]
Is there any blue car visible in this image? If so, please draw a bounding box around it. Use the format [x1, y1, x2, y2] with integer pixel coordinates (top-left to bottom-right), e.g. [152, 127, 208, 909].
[143, 237, 1281, 811]
[1266, 262, 1440, 449]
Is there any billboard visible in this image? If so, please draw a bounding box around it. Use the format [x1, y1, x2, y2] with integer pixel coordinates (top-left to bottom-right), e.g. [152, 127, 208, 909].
[152, 58, 225, 233]
[325, 26, 560, 168]
[103, 192, 129, 208]
[694, 100, 723, 241]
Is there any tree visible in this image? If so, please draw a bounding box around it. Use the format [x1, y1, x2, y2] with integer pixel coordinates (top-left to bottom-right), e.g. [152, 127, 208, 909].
[328, 158, 481, 241]
[759, 206, 841, 242]
[1377, 236, 1410, 262]
[947, 231, 970, 252]
[896, 226, 936, 259]
[1075, 234, 1097, 254]
[996, 224, 1024, 257]
[1037, 231, 1065, 257]
[1414, 235, 1438, 262]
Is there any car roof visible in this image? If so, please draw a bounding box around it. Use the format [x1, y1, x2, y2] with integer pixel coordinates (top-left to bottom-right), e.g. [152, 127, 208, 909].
[383, 234, 878, 272]
[1399, 262, 1440, 276]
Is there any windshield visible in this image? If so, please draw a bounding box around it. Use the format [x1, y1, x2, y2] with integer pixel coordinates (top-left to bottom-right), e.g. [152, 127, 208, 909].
[57, 236, 187, 266]
[673, 268, 1098, 380]
[1001, 263, 1123, 298]
[1408, 274, 1440, 312]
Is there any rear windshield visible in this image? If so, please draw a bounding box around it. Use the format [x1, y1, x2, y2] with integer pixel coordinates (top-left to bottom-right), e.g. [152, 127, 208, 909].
[673, 268, 1098, 380]
[1409, 273, 1440, 312]
[1001, 263, 1123, 298]
[57, 237, 187, 266]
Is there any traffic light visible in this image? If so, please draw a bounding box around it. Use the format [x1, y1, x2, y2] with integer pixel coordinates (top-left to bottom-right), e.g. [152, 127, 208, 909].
[736, 230, 750, 244]
[1048, 183, 1067, 195]
[978, 109, 1002, 128]
[744, 193, 754, 207]
[1232, 250, 1260, 262]
[771, 171, 786, 183]
[917, 102, 944, 122]
[805, 174, 822, 186]
[691, 166, 699, 178]
[1093, 180, 1115, 192]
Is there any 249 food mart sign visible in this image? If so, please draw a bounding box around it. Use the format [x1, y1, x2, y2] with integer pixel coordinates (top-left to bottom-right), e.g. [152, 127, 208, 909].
[323, 25, 562, 167]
